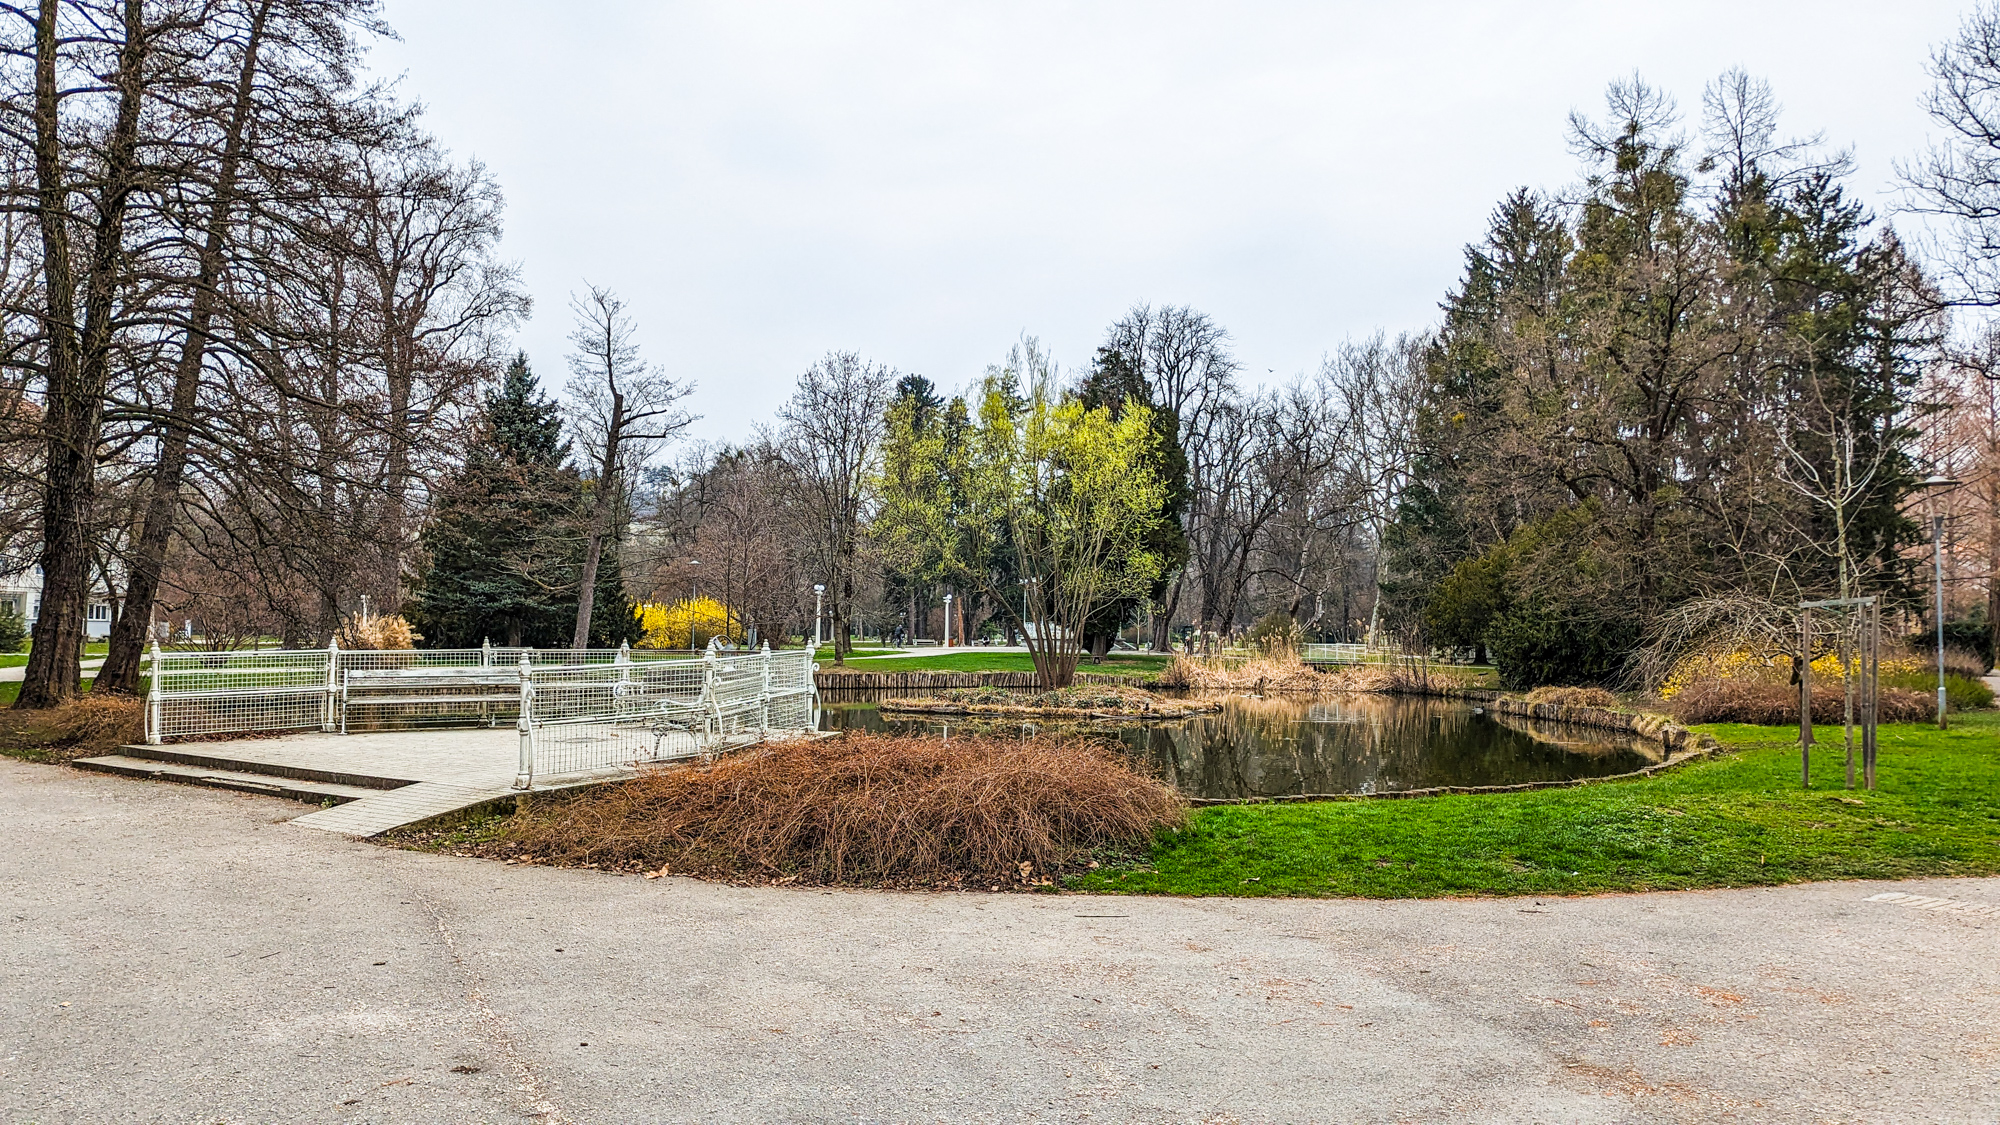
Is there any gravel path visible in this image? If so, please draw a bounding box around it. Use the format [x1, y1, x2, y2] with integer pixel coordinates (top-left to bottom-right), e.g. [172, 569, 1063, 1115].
[2, 757, 1995, 1124]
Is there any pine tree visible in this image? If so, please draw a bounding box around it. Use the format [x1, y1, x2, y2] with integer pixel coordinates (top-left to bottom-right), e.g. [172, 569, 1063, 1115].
[407, 354, 607, 648]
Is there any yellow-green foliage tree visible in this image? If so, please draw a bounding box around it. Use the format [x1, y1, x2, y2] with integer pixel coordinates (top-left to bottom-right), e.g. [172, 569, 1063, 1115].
[951, 340, 1168, 689]
[635, 598, 743, 650]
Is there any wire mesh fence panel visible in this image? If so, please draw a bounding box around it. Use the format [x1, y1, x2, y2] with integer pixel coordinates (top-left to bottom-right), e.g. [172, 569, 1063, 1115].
[521, 648, 818, 782]
[144, 644, 754, 743]
[146, 642, 821, 763]
[148, 648, 334, 741]
[335, 648, 521, 733]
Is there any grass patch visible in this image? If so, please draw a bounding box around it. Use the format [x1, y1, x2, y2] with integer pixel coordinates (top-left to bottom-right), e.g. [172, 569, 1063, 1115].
[1071, 712, 2000, 898]
[403, 732, 1185, 889]
[0, 678, 99, 707]
[829, 651, 1172, 679]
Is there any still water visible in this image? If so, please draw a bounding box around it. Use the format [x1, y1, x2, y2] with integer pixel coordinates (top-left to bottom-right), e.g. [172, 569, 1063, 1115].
[818, 691, 1660, 801]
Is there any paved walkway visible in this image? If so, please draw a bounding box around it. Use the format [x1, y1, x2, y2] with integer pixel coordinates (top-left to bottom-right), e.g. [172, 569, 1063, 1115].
[2, 757, 1995, 1124]
[0, 657, 103, 683]
[88, 728, 645, 837]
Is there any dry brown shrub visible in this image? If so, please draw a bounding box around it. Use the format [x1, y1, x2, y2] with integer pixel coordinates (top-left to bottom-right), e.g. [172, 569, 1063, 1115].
[502, 731, 1188, 887]
[1524, 686, 1620, 709]
[1162, 653, 1324, 693]
[0, 694, 143, 763]
[345, 614, 420, 650]
[1667, 679, 1932, 726]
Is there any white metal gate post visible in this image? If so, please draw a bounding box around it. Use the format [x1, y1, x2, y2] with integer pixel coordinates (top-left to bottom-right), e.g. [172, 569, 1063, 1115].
[323, 639, 340, 732]
[514, 652, 535, 790]
[702, 646, 720, 752]
[758, 642, 772, 733]
[145, 639, 163, 744]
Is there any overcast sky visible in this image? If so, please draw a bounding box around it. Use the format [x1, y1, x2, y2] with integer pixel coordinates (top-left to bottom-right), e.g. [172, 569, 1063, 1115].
[371, 1, 1972, 440]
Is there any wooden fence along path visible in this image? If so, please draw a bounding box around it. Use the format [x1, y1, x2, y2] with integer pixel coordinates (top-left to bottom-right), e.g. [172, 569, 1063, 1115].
[814, 670, 1139, 692]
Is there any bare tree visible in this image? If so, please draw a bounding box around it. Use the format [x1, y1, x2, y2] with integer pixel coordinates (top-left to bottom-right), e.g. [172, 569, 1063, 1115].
[95, 0, 409, 691]
[1101, 303, 1237, 649]
[1323, 332, 1424, 642]
[1905, 2, 2000, 317]
[776, 351, 892, 663]
[563, 285, 692, 650]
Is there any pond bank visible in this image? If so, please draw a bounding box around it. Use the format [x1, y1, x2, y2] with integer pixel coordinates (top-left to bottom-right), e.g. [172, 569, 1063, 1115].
[1073, 713, 2000, 898]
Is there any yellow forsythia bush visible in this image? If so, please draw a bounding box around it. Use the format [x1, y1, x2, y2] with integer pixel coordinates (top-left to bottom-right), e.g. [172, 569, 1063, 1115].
[1660, 647, 1924, 700]
[634, 598, 742, 650]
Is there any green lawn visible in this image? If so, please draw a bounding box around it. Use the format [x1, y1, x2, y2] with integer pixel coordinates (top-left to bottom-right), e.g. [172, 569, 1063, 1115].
[1070, 712, 2000, 898]
[829, 650, 1172, 679]
[0, 641, 108, 669]
[0, 679, 96, 706]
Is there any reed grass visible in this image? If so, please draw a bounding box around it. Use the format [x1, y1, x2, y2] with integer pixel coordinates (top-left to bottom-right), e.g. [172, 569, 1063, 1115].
[498, 731, 1188, 888]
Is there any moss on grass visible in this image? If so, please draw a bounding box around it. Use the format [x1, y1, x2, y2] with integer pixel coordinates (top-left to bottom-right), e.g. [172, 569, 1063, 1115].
[1070, 712, 2000, 898]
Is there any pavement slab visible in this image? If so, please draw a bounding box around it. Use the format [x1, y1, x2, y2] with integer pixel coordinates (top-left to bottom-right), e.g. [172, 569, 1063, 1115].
[1, 756, 1995, 1124]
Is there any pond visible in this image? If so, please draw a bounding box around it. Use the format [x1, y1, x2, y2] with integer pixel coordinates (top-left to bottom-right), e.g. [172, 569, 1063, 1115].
[817, 690, 1661, 801]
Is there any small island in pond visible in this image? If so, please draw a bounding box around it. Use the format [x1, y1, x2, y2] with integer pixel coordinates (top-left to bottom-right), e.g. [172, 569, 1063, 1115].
[880, 685, 1222, 720]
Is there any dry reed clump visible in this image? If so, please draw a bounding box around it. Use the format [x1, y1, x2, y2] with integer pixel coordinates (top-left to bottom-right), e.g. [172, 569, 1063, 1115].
[1523, 686, 1621, 710]
[936, 684, 1162, 710]
[1158, 653, 1324, 693]
[1935, 646, 1991, 680]
[0, 694, 143, 763]
[1666, 679, 1932, 726]
[888, 684, 1217, 718]
[501, 731, 1188, 888]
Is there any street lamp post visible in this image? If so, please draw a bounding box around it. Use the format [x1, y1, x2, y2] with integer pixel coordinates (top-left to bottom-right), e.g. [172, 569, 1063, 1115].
[687, 559, 702, 650]
[1934, 512, 1948, 730]
[942, 593, 953, 647]
[1917, 475, 1960, 730]
[812, 584, 826, 649]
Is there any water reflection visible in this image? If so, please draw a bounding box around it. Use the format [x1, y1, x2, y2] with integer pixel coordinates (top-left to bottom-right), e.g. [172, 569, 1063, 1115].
[817, 690, 1659, 800]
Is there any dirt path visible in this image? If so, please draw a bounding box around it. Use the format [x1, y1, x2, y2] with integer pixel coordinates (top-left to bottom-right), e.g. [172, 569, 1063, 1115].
[3, 757, 1995, 1124]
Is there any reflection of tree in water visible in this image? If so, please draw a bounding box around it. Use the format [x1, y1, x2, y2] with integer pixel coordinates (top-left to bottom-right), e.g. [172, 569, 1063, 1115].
[818, 690, 1659, 801]
[1119, 694, 1657, 800]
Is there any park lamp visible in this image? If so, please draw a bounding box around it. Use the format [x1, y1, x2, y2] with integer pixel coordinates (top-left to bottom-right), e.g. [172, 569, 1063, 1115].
[1916, 474, 1962, 729]
[812, 584, 826, 650]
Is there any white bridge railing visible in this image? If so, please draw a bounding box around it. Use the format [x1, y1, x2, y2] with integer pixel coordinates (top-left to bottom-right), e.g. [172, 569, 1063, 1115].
[1298, 643, 1412, 665]
[144, 641, 818, 786]
[516, 645, 816, 788]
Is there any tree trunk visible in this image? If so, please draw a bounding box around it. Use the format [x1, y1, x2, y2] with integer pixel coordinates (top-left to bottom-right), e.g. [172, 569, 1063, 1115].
[96, 0, 272, 695]
[572, 392, 624, 650]
[1149, 577, 1182, 652]
[20, 0, 147, 709]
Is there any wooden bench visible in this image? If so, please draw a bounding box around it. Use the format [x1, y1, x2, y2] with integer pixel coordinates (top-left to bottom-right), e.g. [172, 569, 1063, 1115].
[340, 667, 522, 733]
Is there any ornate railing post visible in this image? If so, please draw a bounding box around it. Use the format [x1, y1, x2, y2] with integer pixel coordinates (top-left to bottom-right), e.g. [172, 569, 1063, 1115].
[514, 653, 535, 790]
[324, 638, 341, 732]
[702, 645, 720, 751]
[759, 641, 772, 733]
[145, 639, 163, 744]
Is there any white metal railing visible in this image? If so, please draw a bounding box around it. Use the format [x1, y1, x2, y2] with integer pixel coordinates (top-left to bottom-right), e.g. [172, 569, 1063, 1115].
[1299, 643, 1408, 665]
[515, 645, 817, 788]
[144, 639, 817, 760]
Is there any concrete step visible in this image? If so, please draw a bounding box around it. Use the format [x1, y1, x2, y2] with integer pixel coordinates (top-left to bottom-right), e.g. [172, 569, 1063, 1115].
[73, 755, 383, 806]
[115, 744, 411, 790]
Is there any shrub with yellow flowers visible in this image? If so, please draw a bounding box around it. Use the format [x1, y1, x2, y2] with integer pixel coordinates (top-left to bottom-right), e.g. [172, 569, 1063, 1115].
[634, 598, 742, 650]
[1659, 646, 1925, 700]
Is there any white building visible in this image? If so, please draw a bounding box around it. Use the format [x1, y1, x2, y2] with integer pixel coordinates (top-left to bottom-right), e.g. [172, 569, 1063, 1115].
[0, 563, 117, 640]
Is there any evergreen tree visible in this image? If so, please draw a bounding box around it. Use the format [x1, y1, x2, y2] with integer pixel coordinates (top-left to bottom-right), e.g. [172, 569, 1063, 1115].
[406, 354, 624, 648]
[1077, 345, 1189, 653]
